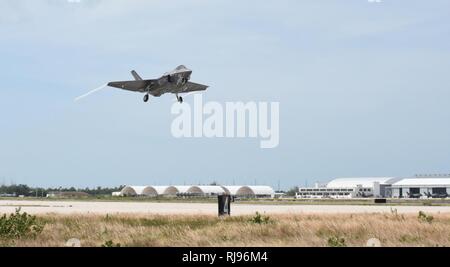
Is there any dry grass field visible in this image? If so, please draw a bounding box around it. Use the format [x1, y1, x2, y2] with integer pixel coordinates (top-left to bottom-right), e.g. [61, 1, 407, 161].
[1, 209, 450, 247]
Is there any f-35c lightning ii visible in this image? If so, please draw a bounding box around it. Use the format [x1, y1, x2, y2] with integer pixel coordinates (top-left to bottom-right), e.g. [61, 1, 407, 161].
[107, 65, 208, 103]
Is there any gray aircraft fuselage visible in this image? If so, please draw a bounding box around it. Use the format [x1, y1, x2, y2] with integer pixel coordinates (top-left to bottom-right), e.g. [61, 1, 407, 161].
[151, 65, 193, 96]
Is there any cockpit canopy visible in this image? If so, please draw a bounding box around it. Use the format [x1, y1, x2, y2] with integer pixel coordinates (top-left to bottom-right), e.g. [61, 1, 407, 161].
[175, 65, 188, 70]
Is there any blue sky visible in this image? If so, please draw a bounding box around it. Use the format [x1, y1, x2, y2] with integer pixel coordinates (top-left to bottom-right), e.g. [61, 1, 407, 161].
[1, 0, 450, 189]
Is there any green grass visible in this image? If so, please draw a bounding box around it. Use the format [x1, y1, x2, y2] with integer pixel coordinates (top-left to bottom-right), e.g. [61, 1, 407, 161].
[0, 208, 45, 240]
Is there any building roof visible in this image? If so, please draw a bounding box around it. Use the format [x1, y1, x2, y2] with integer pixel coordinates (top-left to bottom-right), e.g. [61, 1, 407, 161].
[393, 178, 450, 187]
[220, 186, 275, 196]
[164, 186, 191, 195]
[151, 186, 169, 195]
[187, 186, 226, 195]
[120, 186, 147, 196]
[236, 186, 275, 196]
[220, 186, 243, 195]
[120, 186, 161, 196]
[119, 185, 275, 196]
[326, 177, 400, 188]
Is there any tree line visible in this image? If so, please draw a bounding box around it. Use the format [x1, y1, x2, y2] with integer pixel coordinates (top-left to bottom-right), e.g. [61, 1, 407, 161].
[0, 184, 126, 197]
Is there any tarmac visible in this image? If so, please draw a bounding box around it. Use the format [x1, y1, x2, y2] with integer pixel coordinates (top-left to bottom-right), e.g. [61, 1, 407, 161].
[2, 200, 450, 215]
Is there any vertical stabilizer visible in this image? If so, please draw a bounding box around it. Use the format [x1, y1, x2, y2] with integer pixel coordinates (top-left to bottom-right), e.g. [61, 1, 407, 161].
[131, 70, 142, 81]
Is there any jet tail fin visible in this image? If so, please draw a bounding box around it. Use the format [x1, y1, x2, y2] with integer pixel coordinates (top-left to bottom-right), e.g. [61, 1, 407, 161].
[131, 70, 142, 81]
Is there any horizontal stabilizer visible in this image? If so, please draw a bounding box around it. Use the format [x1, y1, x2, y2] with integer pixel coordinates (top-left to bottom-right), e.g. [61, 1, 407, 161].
[182, 82, 209, 93]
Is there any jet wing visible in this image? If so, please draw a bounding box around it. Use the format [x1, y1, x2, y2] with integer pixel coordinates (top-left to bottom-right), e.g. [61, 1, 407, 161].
[107, 79, 157, 92]
[182, 82, 209, 93]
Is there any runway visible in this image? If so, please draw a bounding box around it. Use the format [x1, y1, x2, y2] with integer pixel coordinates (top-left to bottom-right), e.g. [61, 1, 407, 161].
[2, 200, 450, 215]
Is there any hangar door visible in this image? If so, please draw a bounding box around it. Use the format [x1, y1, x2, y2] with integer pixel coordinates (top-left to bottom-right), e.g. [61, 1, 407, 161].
[432, 188, 446, 194]
[409, 188, 420, 194]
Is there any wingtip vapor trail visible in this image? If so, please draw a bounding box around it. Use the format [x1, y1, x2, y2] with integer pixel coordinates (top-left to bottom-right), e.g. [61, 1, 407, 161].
[74, 83, 108, 102]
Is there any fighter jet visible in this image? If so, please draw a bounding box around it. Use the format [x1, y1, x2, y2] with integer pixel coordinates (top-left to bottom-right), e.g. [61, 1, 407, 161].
[424, 191, 448, 199]
[107, 65, 208, 103]
[406, 191, 422, 198]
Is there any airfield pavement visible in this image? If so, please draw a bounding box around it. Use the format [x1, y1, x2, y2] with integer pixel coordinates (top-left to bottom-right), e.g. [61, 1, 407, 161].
[2, 200, 450, 215]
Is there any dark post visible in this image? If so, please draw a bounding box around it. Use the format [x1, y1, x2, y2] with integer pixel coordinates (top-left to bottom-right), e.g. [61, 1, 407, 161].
[374, 198, 387, 204]
[218, 194, 231, 216]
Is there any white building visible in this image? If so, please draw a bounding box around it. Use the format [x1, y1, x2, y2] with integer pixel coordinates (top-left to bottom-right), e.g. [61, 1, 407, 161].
[151, 186, 170, 195]
[120, 186, 152, 196]
[187, 186, 226, 196]
[220, 186, 275, 198]
[391, 177, 450, 198]
[234, 186, 275, 198]
[120, 186, 169, 197]
[297, 177, 401, 198]
[164, 186, 192, 196]
[117, 185, 275, 198]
